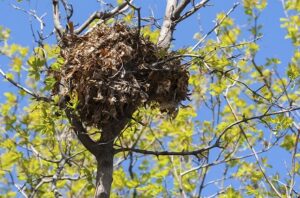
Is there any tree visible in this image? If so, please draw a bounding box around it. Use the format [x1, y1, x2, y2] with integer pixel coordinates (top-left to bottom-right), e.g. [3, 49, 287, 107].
[0, 0, 299, 197]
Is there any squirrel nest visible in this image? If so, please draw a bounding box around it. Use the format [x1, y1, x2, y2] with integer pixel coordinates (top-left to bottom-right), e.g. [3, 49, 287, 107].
[52, 23, 189, 128]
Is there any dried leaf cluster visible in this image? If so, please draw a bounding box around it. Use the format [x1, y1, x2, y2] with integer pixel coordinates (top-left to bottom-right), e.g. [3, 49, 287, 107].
[53, 23, 189, 128]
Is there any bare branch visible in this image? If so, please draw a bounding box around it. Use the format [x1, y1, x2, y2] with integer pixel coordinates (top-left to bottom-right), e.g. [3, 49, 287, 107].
[30, 145, 60, 163]
[60, 0, 73, 21]
[217, 106, 300, 144]
[157, 0, 178, 48]
[74, 1, 132, 34]
[114, 143, 218, 156]
[11, 4, 46, 32]
[7, 172, 28, 198]
[124, 0, 141, 37]
[52, 0, 65, 37]
[158, 0, 211, 48]
[223, 85, 282, 197]
[176, 0, 209, 23]
[52, 159, 67, 197]
[190, 2, 239, 51]
[64, 108, 99, 157]
[181, 148, 270, 177]
[174, 0, 191, 18]
[289, 126, 300, 196]
[0, 67, 51, 102]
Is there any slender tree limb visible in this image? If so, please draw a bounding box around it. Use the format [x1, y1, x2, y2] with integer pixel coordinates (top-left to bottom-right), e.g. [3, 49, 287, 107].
[217, 106, 300, 143]
[0, 67, 51, 102]
[116, 106, 300, 160]
[171, 156, 188, 198]
[114, 143, 219, 156]
[11, 4, 46, 32]
[64, 108, 99, 157]
[30, 145, 61, 163]
[289, 125, 300, 196]
[224, 85, 282, 197]
[181, 148, 270, 177]
[114, 105, 300, 159]
[158, 0, 210, 48]
[52, 0, 65, 37]
[124, 0, 141, 37]
[74, 1, 132, 34]
[51, 159, 66, 198]
[60, 0, 73, 21]
[30, 175, 82, 198]
[190, 2, 239, 51]
[157, 0, 178, 48]
[174, 0, 191, 18]
[197, 158, 209, 197]
[7, 172, 28, 198]
[176, 0, 209, 23]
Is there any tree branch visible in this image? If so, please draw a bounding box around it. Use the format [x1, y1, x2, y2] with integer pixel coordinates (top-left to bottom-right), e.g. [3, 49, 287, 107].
[217, 106, 300, 143]
[223, 85, 282, 197]
[175, 0, 209, 23]
[74, 1, 132, 34]
[52, 0, 65, 37]
[174, 0, 191, 18]
[124, 0, 141, 37]
[158, 0, 210, 48]
[60, 0, 73, 21]
[114, 143, 219, 156]
[190, 2, 239, 51]
[157, 0, 178, 48]
[11, 4, 46, 32]
[65, 108, 99, 157]
[0, 67, 51, 102]
[289, 125, 300, 196]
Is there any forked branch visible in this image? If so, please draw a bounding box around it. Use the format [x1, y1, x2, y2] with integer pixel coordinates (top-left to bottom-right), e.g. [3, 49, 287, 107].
[74, 0, 133, 34]
[52, 0, 65, 37]
[65, 108, 100, 157]
[158, 0, 210, 48]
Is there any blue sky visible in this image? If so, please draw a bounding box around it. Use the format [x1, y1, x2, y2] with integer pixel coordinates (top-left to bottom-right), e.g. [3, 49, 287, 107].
[0, 0, 297, 196]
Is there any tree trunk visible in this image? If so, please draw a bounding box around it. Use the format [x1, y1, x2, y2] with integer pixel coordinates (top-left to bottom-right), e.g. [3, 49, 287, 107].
[157, 0, 177, 48]
[94, 142, 114, 198]
[93, 110, 133, 197]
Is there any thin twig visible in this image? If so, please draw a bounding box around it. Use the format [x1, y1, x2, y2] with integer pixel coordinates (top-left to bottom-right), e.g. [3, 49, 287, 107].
[190, 3, 239, 52]
[11, 4, 46, 32]
[30, 145, 61, 163]
[114, 142, 219, 156]
[124, 0, 141, 37]
[176, 0, 210, 23]
[74, 0, 132, 34]
[7, 172, 28, 198]
[217, 106, 300, 143]
[181, 146, 274, 177]
[52, 0, 65, 37]
[289, 125, 300, 196]
[223, 84, 282, 197]
[60, 0, 73, 21]
[0, 68, 51, 102]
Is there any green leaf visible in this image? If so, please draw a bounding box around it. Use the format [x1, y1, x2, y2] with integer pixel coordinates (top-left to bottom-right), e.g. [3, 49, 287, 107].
[281, 134, 296, 151]
[0, 151, 21, 169]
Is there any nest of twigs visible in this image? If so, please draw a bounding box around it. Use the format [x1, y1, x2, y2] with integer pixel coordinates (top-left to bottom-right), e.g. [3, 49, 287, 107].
[52, 23, 189, 128]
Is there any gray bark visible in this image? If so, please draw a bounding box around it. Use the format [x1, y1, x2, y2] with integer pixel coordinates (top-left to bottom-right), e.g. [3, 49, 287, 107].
[94, 116, 132, 198]
[157, 0, 178, 48]
[94, 142, 114, 198]
[157, 0, 210, 49]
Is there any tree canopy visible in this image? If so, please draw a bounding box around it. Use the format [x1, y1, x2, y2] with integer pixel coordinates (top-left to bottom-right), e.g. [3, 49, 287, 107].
[0, 0, 300, 197]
